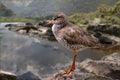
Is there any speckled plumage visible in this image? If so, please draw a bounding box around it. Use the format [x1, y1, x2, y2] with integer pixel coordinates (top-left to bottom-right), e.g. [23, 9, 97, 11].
[52, 13, 100, 52]
[51, 12, 101, 74]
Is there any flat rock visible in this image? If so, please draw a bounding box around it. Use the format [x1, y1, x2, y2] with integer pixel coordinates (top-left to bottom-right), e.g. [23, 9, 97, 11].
[0, 70, 17, 80]
[87, 24, 120, 37]
[5, 23, 54, 40]
[49, 70, 94, 80]
[18, 71, 41, 80]
[80, 53, 120, 80]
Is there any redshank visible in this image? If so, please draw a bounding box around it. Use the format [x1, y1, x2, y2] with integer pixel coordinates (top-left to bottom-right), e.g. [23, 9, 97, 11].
[49, 12, 101, 74]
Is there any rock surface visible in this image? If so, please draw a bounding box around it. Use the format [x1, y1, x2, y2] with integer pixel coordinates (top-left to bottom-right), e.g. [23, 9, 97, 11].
[49, 70, 112, 80]
[49, 53, 120, 80]
[0, 70, 17, 80]
[1, 53, 119, 80]
[87, 24, 120, 37]
[5, 22, 55, 41]
[5, 22, 120, 43]
[18, 71, 41, 80]
[80, 53, 120, 80]
[93, 32, 118, 44]
[87, 24, 120, 45]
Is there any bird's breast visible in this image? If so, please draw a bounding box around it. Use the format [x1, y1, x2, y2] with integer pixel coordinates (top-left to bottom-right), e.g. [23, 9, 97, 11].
[52, 24, 63, 42]
[52, 24, 60, 36]
[52, 24, 55, 33]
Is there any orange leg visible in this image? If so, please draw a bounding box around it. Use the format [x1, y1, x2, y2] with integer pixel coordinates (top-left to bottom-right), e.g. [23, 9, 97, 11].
[64, 49, 77, 74]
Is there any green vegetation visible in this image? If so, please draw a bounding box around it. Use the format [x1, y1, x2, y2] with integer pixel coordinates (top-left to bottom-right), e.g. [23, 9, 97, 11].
[0, 2, 34, 22]
[68, 0, 120, 26]
[1, 0, 118, 17]
[0, 17, 35, 22]
[0, 0, 120, 24]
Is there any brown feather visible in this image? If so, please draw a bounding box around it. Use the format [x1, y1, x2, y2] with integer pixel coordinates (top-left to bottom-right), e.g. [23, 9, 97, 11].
[52, 12, 101, 51]
[58, 24, 100, 48]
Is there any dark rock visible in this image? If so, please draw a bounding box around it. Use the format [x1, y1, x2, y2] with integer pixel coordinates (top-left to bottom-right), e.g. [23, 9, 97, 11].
[17, 25, 37, 33]
[15, 23, 37, 33]
[87, 24, 120, 37]
[25, 22, 34, 27]
[0, 70, 17, 80]
[87, 24, 120, 45]
[5, 24, 18, 30]
[94, 32, 117, 44]
[5, 22, 55, 40]
[18, 71, 41, 80]
[5, 24, 16, 27]
[80, 53, 120, 80]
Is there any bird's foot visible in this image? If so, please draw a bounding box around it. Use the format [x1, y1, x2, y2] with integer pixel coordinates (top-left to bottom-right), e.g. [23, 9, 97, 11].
[64, 67, 75, 74]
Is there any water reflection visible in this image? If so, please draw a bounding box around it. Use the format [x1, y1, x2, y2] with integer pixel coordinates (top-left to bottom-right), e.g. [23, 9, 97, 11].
[0, 23, 119, 78]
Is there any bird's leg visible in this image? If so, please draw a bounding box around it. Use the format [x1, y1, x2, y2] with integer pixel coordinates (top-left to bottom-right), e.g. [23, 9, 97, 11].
[64, 49, 77, 74]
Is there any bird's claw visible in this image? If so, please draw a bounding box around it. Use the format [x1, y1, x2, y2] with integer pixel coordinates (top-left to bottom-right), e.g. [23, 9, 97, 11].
[63, 67, 75, 75]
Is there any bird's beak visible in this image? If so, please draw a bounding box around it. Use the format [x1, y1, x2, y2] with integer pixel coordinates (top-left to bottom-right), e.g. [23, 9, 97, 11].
[48, 19, 55, 24]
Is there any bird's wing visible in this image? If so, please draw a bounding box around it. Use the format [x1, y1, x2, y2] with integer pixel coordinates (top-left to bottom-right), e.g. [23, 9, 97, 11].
[60, 26, 99, 47]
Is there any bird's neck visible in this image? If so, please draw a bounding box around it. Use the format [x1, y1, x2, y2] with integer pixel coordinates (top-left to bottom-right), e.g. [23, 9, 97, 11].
[52, 24, 60, 35]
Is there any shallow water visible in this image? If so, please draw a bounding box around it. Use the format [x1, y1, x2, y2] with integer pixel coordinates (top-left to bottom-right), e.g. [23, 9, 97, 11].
[0, 23, 119, 78]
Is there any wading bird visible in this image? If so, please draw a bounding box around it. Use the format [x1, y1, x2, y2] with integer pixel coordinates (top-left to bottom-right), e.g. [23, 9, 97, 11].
[49, 12, 101, 74]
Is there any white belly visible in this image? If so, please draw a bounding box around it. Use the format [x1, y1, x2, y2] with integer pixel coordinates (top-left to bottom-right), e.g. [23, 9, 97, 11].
[52, 24, 62, 42]
[52, 24, 55, 33]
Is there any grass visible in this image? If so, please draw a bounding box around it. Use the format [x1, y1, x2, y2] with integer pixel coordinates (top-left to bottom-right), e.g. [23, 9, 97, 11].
[0, 16, 35, 22]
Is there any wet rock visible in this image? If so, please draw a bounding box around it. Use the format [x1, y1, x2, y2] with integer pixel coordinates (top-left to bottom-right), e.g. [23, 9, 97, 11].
[18, 29, 26, 34]
[87, 23, 120, 45]
[102, 53, 120, 71]
[87, 24, 120, 37]
[80, 59, 112, 76]
[47, 62, 112, 80]
[0, 70, 17, 80]
[80, 53, 120, 80]
[50, 70, 112, 80]
[93, 32, 117, 44]
[5, 22, 54, 40]
[45, 53, 120, 80]
[5, 24, 17, 28]
[6, 24, 25, 31]
[18, 71, 41, 80]
[5, 22, 36, 32]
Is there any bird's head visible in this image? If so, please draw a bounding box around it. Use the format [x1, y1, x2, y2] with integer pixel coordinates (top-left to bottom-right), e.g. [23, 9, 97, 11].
[49, 12, 67, 25]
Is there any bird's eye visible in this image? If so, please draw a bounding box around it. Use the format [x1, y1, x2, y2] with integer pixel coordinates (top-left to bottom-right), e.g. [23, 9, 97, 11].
[53, 16, 64, 20]
[57, 16, 64, 19]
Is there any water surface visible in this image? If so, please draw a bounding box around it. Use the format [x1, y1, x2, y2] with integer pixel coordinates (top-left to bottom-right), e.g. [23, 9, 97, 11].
[0, 22, 119, 78]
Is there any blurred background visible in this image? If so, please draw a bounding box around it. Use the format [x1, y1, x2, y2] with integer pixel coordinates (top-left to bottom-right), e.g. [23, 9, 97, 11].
[0, 0, 120, 80]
